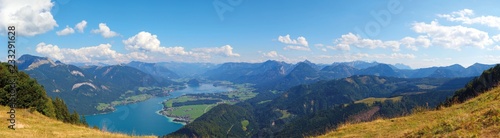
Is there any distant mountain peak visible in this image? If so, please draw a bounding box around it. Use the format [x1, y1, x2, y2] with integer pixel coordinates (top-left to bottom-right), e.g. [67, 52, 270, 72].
[18, 54, 57, 70]
[393, 63, 412, 70]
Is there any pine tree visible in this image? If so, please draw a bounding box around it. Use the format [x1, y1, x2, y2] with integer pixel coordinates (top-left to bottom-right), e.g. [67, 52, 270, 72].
[81, 115, 89, 127]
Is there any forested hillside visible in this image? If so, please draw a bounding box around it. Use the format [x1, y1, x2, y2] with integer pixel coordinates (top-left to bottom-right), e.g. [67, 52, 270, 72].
[166, 75, 472, 137]
[18, 55, 183, 114]
[0, 63, 83, 125]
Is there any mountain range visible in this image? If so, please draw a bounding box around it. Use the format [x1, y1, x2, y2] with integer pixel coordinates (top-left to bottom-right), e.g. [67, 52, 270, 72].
[4, 54, 500, 137]
[204, 60, 495, 90]
[15, 54, 496, 114]
[17, 55, 181, 114]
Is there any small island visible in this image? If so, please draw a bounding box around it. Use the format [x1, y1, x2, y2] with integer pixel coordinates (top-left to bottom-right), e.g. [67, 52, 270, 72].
[187, 79, 201, 87]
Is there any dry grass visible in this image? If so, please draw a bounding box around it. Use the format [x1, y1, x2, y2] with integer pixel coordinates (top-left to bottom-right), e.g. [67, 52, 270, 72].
[319, 86, 500, 138]
[0, 106, 156, 138]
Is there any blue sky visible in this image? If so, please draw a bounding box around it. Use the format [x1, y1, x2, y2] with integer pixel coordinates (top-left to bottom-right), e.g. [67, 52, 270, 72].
[1, 0, 500, 68]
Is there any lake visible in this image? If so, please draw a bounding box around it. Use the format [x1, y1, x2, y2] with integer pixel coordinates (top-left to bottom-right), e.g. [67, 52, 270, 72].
[85, 84, 234, 136]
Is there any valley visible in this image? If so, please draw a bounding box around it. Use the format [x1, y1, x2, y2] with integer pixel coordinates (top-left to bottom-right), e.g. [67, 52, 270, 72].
[4, 1, 500, 137]
[5, 54, 499, 137]
[85, 83, 235, 136]
[160, 83, 257, 123]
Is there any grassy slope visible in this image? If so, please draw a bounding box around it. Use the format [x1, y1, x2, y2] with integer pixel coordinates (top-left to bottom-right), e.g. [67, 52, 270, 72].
[0, 106, 155, 138]
[320, 86, 500, 138]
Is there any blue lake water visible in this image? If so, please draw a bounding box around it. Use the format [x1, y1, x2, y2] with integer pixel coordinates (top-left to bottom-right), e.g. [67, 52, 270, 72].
[85, 84, 234, 136]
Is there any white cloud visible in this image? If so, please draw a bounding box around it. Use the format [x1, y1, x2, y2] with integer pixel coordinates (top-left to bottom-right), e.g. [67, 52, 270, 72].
[278, 34, 310, 51]
[123, 31, 190, 56]
[492, 34, 500, 42]
[314, 44, 327, 52]
[283, 45, 311, 51]
[126, 52, 149, 61]
[75, 20, 87, 33]
[412, 21, 493, 50]
[0, 0, 58, 36]
[192, 45, 240, 57]
[488, 45, 500, 51]
[390, 53, 416, 59]
[438, 9, 500, 30]
[36, 31, 242, 63]
[314, 53, 416, 62]
[400, 36, 431, 51]
[36, 42, 127, 63]
[91, 23, 119, 38]
[123, 31, 240, 60]
[278, 34, 308, 46]
[56, 25, 75, 36]
[35, 43, 64, 60]
[330, 33, 400, 51]
[326, 45, 350, 51]
[262, 51, 278, 58]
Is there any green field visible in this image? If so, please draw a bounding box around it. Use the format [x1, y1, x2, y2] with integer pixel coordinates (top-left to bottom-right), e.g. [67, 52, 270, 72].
[162, 83, 258, 122]
[354, 96, 403, 105]
[241, 120, 250, 131]
[277, 109, 291, 119]
[169, 104, 216, 119]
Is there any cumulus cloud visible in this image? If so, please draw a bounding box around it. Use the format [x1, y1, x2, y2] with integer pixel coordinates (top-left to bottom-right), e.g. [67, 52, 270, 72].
[278, 34, 310, 51]
[124, 31, 240, 58]
[0, 0, 58, 36]
[123, 31, 190, 56]
[192, 45, 240, 57]
[36, 31, 243, 63]
[438, 9, 500, 30]
[283, 45, 311, 51]
[412, 21, 493, 50]
[492, 34, 500, 42]
[35, 43, 64, 60]
[75, 20, 87, 33]
[56, 25, 75, 36]
[36, 42, 127, 63]
[314, 44, 328, 52]
[490, 46, 500, 51]
[278, 34, 309, 46]
[262, 51, 278, 58]
[259, 51, 294, 63]
[91, 23, 119, 38]
[389, 53, 416, 59]
[316, 53, 416, 62]
[400, 36, 431, 51]
[329, 33, 400, 51]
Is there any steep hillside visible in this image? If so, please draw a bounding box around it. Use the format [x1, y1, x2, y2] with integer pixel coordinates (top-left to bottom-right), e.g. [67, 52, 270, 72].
[166, 104, 258, 138]
[320, 64, 500, 137]
[0, 106, 154, 138]
[320, 85, 500, 137]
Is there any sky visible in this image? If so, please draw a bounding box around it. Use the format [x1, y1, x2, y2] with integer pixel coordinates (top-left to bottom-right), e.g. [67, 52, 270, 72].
[1, 0, 500, 69]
